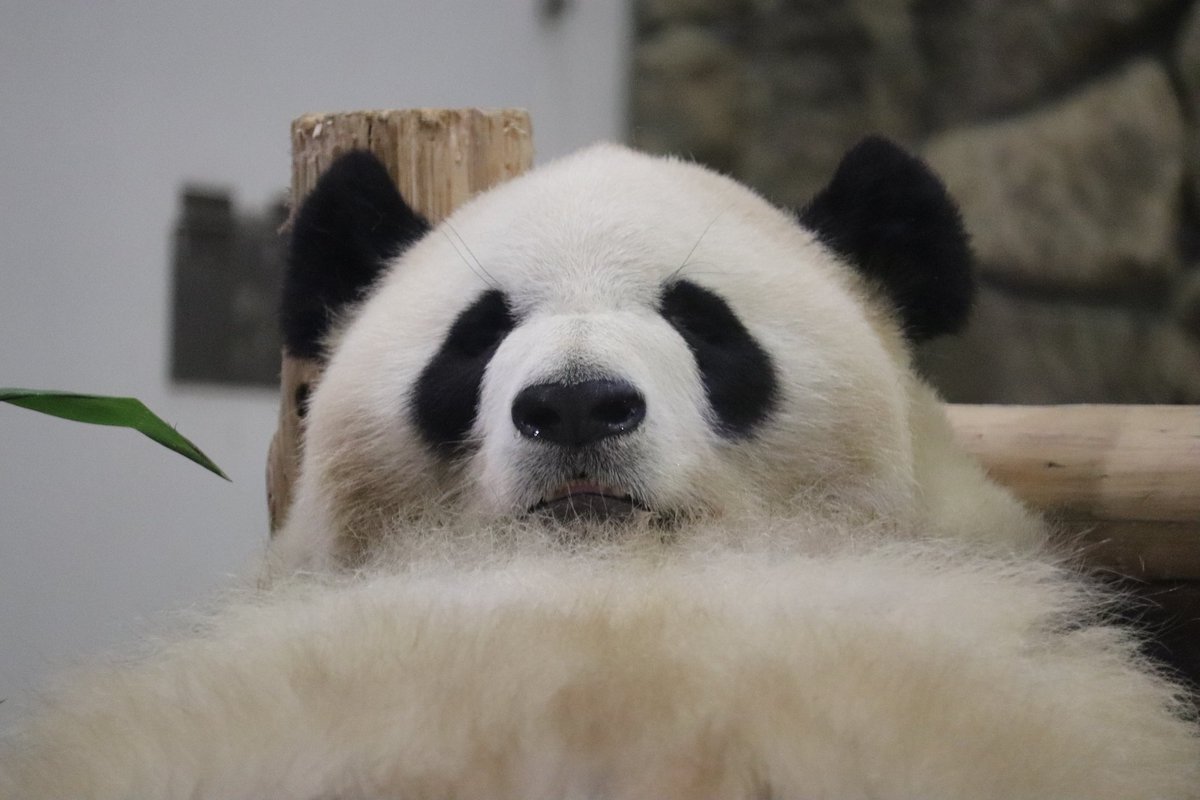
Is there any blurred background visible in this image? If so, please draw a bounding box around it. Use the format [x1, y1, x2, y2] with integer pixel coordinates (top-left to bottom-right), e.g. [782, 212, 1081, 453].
[1, 0, 1197, 703]
[630, 0, 1200, 404]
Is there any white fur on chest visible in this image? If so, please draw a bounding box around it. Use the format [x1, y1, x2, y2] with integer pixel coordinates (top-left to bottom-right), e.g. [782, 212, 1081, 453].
[4, 544, 1196, 799]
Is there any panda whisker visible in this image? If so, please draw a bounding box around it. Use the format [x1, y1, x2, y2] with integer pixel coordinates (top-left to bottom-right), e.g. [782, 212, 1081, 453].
[669, 205, 729, 282]
[443, 220, 500, 289]
[440, 228, 488, 286]
[666, 266, 736, 279]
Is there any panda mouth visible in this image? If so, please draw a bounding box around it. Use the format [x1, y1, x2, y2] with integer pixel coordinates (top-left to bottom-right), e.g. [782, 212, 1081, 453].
[530, 480, 641, 521]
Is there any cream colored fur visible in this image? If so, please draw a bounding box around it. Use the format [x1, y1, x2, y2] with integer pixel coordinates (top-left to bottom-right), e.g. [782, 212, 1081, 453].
[3, 537, 1197, 799]
[2, 145, 1196, 798]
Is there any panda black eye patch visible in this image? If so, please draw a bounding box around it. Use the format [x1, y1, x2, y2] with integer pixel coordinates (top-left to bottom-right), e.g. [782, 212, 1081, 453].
[659, 280, 778, 437]
[413, 290, 515, 453]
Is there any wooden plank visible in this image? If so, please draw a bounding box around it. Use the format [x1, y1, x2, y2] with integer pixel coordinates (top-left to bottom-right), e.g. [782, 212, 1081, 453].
[947, 405, 1200, 578]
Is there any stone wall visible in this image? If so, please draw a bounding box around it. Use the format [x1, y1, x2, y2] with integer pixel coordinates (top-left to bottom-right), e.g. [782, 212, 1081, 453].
[631, 0, 1200, 403]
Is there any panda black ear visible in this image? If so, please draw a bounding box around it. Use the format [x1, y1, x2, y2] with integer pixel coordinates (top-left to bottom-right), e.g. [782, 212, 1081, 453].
[799, 136, 973, 342]
[283, 150, 431, 359]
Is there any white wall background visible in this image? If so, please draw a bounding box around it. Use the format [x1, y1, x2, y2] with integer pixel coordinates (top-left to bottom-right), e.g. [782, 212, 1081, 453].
[0, 0, 630, 705]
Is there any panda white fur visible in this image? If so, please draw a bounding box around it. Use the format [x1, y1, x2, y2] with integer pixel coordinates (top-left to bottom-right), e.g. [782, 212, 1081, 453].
[2, 141, 1197, 799]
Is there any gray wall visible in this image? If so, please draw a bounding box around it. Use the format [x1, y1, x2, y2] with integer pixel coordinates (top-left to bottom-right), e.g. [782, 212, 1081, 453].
[0, 1, 630, 703]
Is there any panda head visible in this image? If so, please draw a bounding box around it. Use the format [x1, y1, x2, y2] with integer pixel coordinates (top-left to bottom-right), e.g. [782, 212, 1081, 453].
[275, 139, 975, 568]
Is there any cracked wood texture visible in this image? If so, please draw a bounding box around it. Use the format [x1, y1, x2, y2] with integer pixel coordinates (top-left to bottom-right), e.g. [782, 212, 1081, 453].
[267, 108, 534, 533]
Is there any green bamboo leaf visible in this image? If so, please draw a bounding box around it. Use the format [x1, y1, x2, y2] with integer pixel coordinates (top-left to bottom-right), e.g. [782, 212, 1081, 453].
[0, 389, 230, 481]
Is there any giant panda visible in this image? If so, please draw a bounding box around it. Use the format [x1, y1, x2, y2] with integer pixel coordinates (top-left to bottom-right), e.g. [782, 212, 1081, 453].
[2, 140, 1197, 799]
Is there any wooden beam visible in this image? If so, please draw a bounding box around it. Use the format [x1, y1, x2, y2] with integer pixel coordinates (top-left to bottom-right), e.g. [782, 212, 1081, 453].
[946, 405, 1200, 579]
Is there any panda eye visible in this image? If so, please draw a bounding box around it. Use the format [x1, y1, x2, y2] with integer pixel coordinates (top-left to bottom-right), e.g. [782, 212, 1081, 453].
[658, 279, 778, 437]
[659, 281, 737, 347]
[413, 289, 515, 453]
[444, 290, 515, 359]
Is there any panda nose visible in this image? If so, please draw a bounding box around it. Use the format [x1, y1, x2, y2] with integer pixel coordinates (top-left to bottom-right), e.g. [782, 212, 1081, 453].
[512, 379, 646, 446]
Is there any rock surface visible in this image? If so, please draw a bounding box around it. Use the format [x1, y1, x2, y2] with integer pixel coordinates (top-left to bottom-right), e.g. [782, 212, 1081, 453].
[918, 286, 1200, 404]
[923, 61, 1185, 291]
[914, 0, 1182, 126]
[631, 25, 743, 171]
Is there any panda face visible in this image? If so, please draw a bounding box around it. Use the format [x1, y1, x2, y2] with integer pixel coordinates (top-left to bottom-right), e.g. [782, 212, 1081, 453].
[279, 142, 974, 567]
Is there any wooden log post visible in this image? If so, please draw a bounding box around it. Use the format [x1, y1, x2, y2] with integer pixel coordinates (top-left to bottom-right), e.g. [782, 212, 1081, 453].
[267, 108, 534, 533]
[947, 405, 1200, 579]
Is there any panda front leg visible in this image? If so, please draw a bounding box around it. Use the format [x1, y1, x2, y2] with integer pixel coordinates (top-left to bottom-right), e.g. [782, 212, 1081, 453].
[5, 559, 1199, 800]
[0, 575, 737, 800]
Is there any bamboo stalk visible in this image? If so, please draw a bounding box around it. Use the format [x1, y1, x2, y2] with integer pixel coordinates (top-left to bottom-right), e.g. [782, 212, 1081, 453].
[268, 109, 534, 532]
